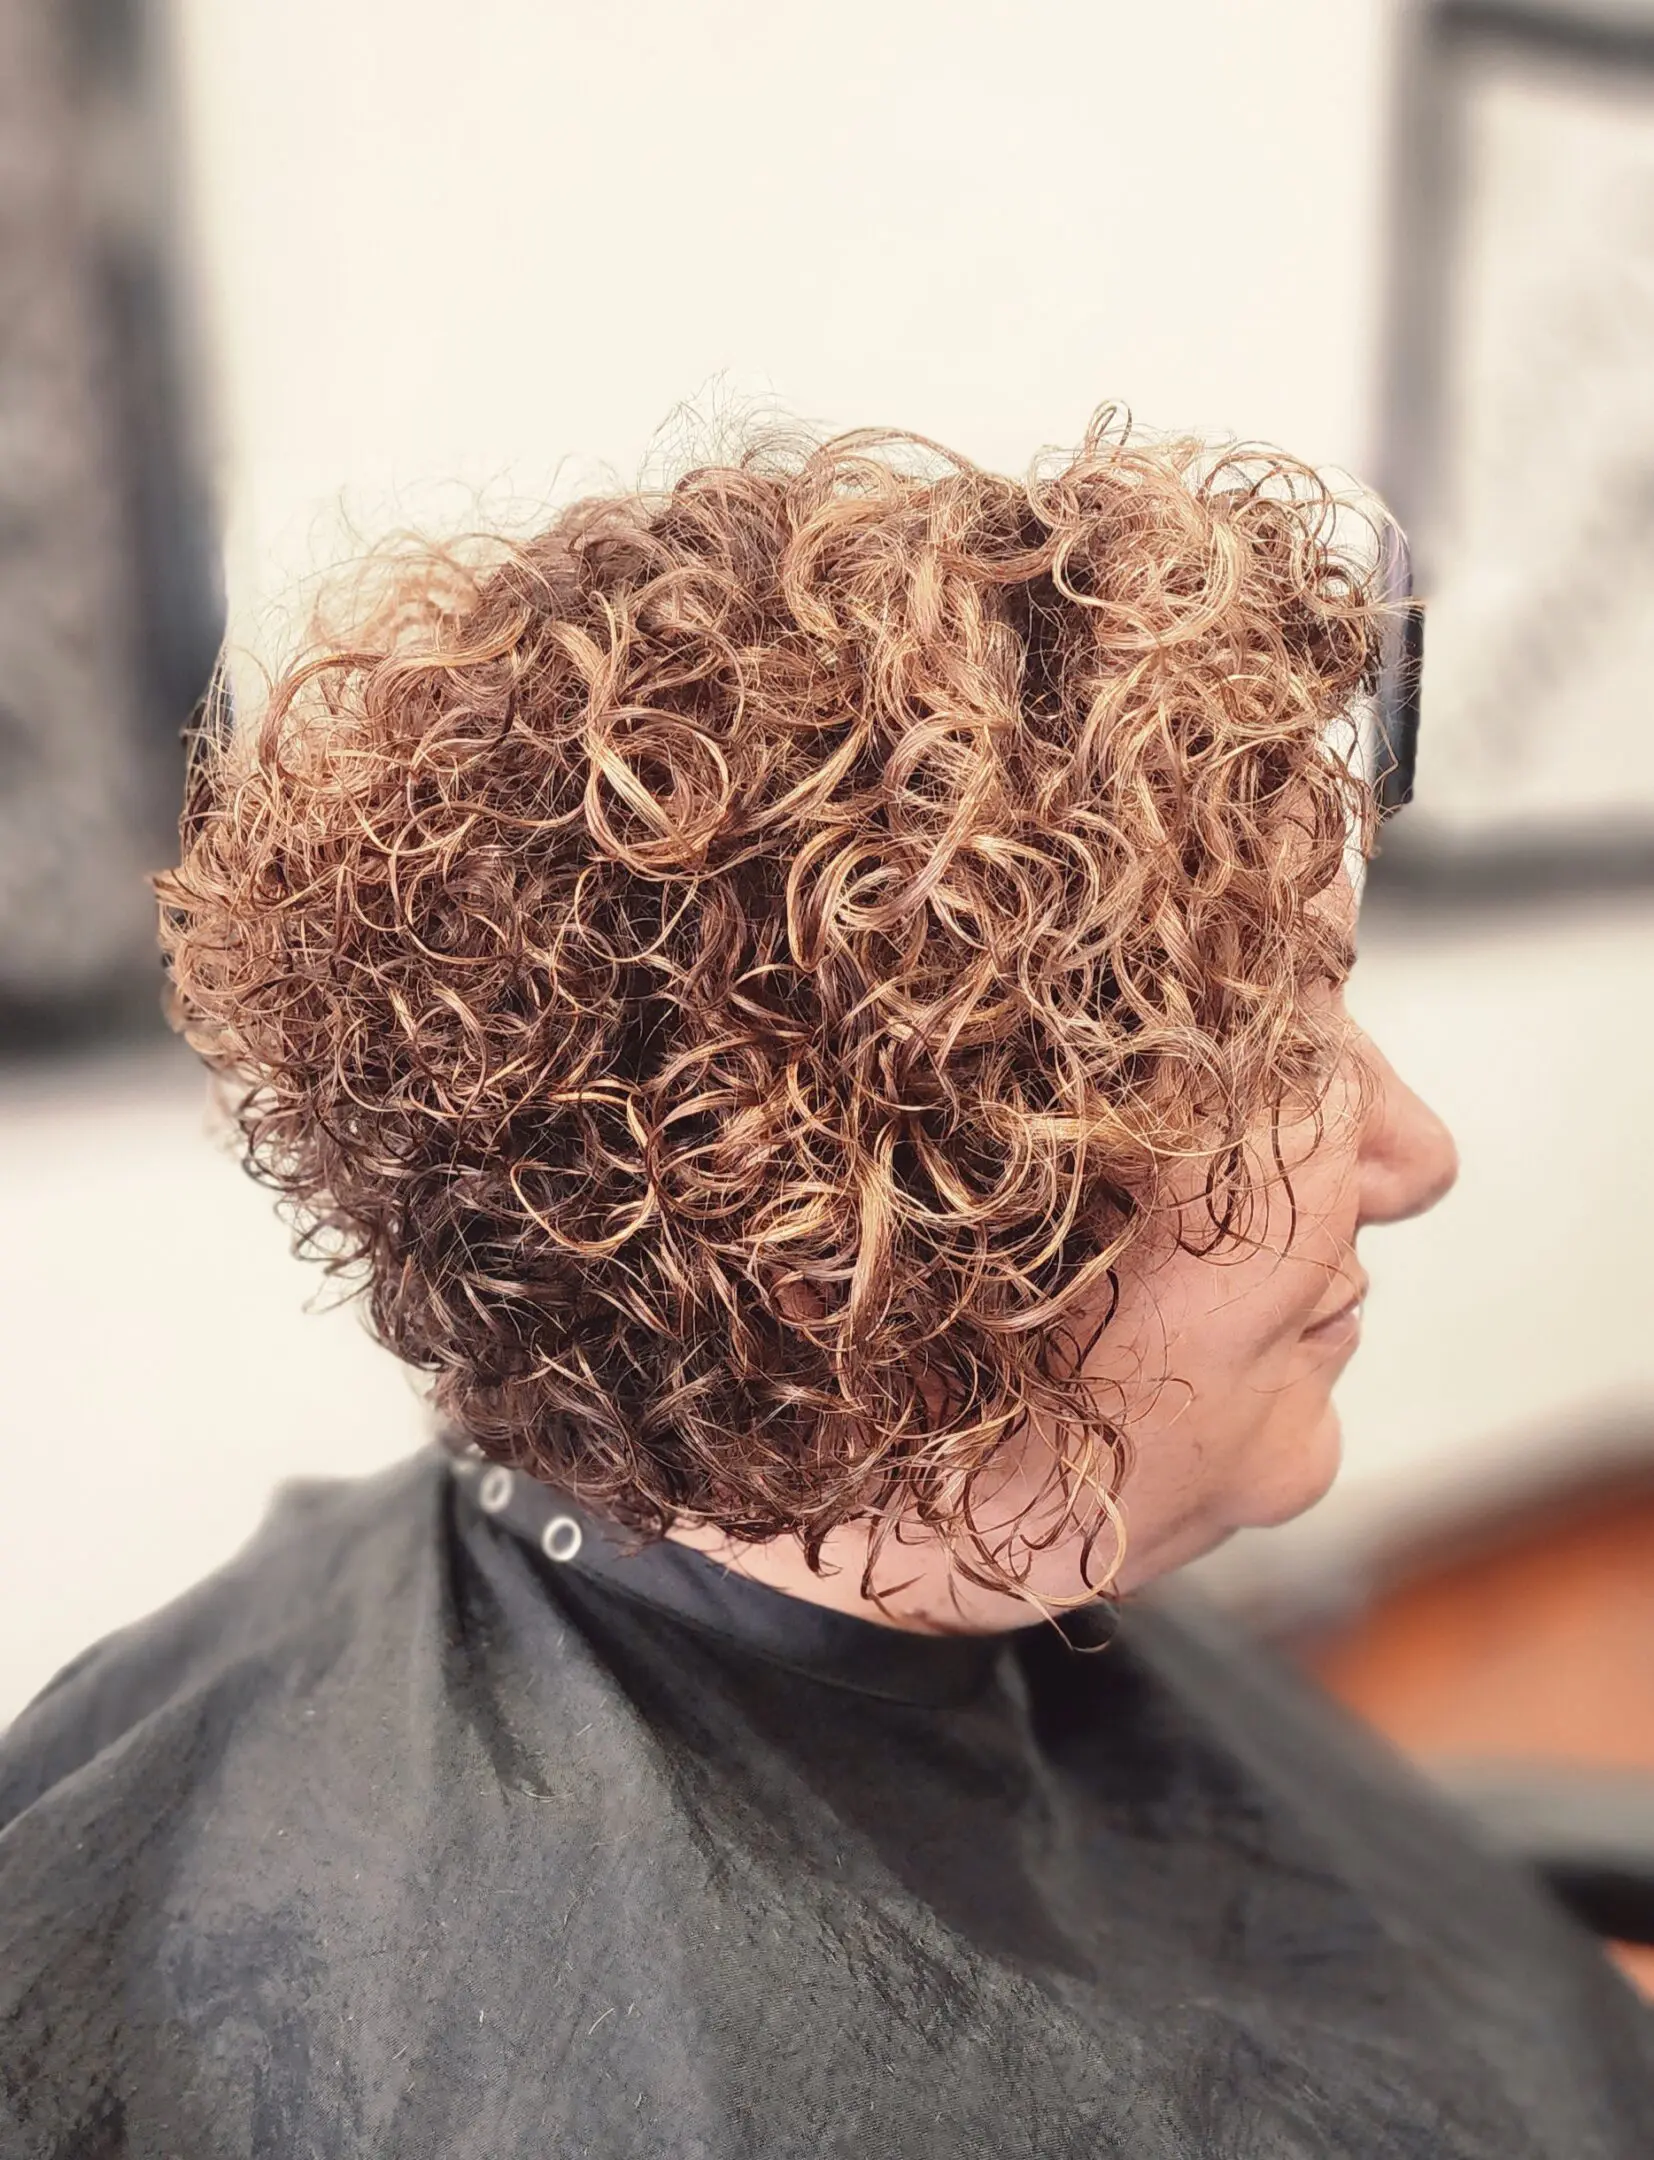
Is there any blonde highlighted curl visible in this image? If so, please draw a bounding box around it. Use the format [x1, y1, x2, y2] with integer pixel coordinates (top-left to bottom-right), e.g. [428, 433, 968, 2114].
[157, 413, 1384, 1599]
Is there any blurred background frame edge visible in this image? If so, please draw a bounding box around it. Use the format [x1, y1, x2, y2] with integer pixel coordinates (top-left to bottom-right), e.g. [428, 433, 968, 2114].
[1368, 0, 1654, 913]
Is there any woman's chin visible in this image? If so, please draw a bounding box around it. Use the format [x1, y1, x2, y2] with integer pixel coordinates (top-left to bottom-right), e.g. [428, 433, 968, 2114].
[1240, 1403, 1345, 1530]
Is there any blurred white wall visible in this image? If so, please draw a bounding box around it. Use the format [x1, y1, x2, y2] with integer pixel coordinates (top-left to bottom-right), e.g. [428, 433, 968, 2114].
[171, 0, 1391, 632]
[7, 0, 1653, 1720]
[0, 1047, 430, 1724]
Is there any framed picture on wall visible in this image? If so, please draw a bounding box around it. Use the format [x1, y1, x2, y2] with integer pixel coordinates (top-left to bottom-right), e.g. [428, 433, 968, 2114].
[1373, 0, 1654, 902]
[0, 0, 221, 1049]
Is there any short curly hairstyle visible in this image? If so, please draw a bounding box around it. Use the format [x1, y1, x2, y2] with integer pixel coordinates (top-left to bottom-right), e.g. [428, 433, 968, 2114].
[157, 412, 1385, 1596]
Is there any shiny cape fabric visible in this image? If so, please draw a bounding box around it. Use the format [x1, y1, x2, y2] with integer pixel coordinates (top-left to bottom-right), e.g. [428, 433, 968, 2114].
[1, 1447, 1650, 2159]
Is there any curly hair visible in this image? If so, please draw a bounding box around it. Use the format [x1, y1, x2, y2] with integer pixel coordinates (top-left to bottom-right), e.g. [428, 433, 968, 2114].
[156, 412, 1385, 1598]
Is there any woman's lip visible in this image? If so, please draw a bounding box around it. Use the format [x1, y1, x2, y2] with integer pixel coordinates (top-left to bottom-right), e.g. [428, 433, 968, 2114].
[1303, 1295, 1365, 1339]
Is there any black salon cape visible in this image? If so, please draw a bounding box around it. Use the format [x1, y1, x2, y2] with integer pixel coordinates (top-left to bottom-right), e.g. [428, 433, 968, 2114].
[1, 1448, 1651, 2159]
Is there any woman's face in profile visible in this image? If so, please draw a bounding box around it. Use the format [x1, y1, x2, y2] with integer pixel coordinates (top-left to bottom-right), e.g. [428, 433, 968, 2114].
[972, 882, 1461, 1615]
[1096, 1000, 1459, 1593]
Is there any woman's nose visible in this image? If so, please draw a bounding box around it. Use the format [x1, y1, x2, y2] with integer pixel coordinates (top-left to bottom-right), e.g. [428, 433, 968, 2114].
[1357, 1040, 1460, 1229]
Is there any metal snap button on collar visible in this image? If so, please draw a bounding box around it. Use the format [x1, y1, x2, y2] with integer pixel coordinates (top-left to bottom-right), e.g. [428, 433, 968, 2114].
[477, 1465, 515, 1514]
[541, 1514, 583, 1564]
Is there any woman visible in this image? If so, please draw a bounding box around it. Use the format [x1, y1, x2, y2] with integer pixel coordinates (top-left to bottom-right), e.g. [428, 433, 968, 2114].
[2, 417, 1649, 2157]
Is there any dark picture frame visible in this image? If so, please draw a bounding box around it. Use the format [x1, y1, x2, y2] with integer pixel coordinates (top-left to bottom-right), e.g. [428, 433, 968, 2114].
[0, 0, 222, 1055]
[1370, 0, 1654, 909]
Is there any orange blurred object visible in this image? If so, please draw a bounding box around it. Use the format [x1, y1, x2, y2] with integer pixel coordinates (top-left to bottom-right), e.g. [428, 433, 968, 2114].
[1293, 1469, 1654, 1996]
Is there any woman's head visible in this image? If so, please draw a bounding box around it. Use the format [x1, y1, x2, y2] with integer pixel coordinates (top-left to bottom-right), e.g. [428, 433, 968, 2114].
[157, 413, 1455, 1620]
